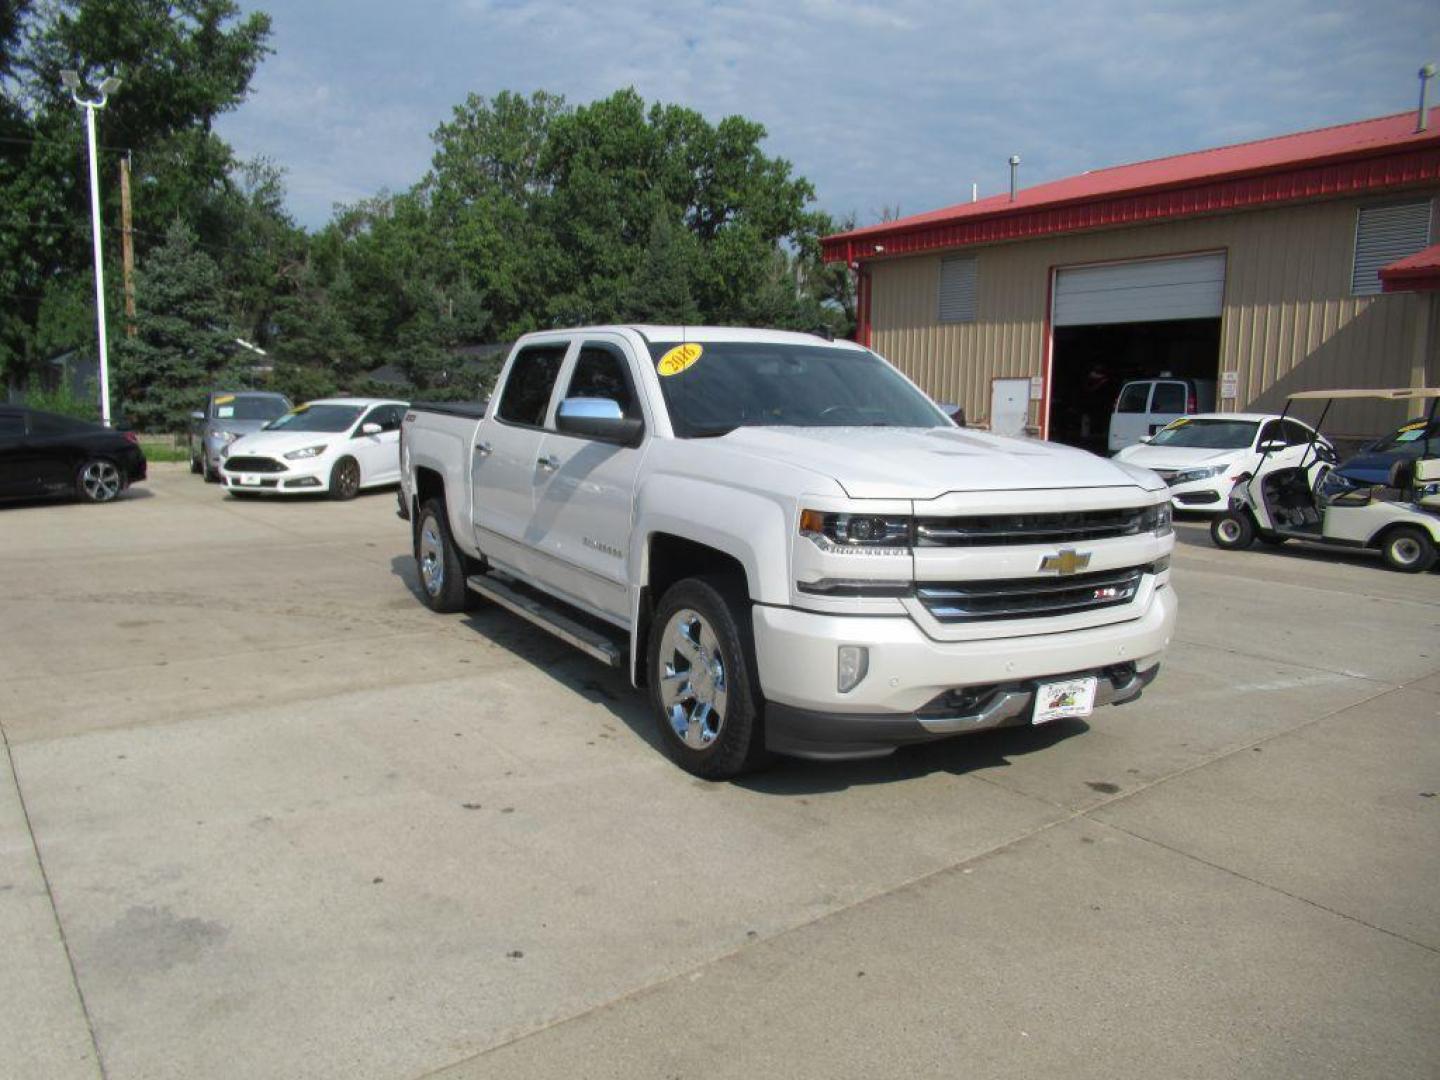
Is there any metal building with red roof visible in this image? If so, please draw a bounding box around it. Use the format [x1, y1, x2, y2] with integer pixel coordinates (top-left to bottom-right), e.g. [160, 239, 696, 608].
[823, 109, 1440, 444]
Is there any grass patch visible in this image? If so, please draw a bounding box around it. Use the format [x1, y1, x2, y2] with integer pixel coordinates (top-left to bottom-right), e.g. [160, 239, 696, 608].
[140, 443, 193, 463]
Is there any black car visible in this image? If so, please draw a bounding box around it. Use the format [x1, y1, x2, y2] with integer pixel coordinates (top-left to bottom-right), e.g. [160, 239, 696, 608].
[0, 404, 148, 504]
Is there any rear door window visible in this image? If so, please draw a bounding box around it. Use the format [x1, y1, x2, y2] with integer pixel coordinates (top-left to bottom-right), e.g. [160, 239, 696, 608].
[1150, 382, 1186, 414]
[497, 345, 569, 428]
[1116, 383, 1151, 413]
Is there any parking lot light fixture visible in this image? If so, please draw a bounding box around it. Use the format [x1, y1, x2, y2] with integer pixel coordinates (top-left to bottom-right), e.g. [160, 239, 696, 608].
[64, 71, 122, 427]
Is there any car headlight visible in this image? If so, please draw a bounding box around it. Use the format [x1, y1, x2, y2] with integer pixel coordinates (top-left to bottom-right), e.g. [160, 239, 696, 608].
[1139, 502, 1173, 536]
[210, 430, 238, 445]
[1172, 464, 1230, 484]
[284, 444, 328, 460]
[799, 510, 912, 553]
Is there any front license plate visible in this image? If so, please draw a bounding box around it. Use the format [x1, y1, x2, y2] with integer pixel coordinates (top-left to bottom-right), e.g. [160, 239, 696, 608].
[238, 474, 262, 486]
[1033, 677, 1098, 725]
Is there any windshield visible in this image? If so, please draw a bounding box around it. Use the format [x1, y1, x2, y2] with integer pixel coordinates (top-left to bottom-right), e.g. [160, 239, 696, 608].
[647, 341, 947, 437]
[265, 404, 362, 433]
[212, 394, 289, 422]
[1370, 418, 1438, 453]
[1147, 419, 1258, 450]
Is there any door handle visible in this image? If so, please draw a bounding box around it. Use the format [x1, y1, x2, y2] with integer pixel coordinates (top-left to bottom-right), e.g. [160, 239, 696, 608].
[537, 454, 560, 471]
[474, 441, 492, 457]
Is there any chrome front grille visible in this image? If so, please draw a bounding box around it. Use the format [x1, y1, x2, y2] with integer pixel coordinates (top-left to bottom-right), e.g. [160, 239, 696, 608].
[916, 566, 1147, 623]
[915, 507, 1150, 547]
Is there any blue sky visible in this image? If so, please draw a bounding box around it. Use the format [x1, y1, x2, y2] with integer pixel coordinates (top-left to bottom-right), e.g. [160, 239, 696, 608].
[216, 0, 1440, 232]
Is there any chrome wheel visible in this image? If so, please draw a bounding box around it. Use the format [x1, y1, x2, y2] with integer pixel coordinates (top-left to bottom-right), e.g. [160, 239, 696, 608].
[658, 608, 728, 750]
[419, 516, 444, 596]
[1216, 517, 1242, 544]
[80, 460, 122, 503]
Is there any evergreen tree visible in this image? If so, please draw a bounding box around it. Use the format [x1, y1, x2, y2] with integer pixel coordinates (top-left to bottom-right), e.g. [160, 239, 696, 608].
[114, 220, 236, 431]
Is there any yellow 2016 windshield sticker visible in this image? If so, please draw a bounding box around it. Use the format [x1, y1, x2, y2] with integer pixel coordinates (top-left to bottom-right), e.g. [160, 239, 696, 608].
[657, 343, 703, 377]
[214, 394, 235, 405]
[1399, 421, 1427, 432]
[1163, 417, 1190, 429]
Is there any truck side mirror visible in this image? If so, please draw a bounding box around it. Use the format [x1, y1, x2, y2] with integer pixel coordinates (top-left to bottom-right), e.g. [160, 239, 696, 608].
[557, 398, 643, 447]
[190, 411, 205, 422]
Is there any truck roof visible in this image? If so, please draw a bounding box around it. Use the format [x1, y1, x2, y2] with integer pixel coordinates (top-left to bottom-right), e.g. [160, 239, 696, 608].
[521, 325, 866, 350]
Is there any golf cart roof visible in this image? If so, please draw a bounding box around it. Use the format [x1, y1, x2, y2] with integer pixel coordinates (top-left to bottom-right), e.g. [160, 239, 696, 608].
[1286, 388, 1440, 401]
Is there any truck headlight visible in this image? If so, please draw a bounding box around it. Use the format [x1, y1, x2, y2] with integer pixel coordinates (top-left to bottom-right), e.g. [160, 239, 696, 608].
[800, 510, 912, 553]
[284, 444, 327, 460]
[1139, 503, 1173, 537]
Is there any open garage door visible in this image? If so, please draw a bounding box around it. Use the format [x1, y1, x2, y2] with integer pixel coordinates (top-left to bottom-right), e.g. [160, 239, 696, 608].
[1049, 253, 1225, 453]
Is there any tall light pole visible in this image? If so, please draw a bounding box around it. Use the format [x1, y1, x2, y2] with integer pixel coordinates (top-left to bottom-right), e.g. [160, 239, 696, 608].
[61, 69, 121, 427]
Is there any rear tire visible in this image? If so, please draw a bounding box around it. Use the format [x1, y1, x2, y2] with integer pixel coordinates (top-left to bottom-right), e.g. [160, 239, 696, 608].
[647, 577, 766, 780]
[329, 456, 360, 501]
[415, 499, 472, 612]
[76, 458, 124, 503]
[1210, 510, 1255, 550]
[1380, 525, 1436, 574]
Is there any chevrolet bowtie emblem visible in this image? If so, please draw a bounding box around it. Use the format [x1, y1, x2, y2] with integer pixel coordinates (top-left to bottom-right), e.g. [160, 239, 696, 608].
[1040, 549, 1091, 575]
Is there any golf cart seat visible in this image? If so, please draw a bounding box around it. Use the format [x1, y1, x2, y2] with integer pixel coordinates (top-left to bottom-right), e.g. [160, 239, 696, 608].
[1415, 457, 1440, 509]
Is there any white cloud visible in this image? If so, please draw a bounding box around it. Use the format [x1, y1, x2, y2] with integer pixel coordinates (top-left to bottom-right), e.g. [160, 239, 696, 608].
[218, 0, 1440, 230]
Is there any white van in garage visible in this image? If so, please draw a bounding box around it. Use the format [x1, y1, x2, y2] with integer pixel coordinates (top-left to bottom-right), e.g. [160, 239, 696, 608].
[1108, 376, 1216, 454]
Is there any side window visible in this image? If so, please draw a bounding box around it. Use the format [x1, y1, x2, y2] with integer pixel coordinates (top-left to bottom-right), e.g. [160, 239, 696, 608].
[1258, 420, 1284, 447]
[1150, 382, 1186, 414]
[497, 345, 568, 428]
[565, 344, 639, 420]
[1282, 420, 1312, 446]
[1116, 383, 1150, 414]
[364, 404, 404, 433]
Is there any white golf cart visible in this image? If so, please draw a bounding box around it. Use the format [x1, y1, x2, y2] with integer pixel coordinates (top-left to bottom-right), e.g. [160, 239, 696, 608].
[1210, 388, 1440, 573]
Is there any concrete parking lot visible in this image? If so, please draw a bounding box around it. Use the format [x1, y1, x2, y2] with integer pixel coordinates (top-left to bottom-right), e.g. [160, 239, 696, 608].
[2, 464, 1437, 1080]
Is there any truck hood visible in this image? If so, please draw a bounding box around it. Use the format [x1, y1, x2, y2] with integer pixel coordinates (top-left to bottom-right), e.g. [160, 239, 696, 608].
[719, 426, 1161, 499]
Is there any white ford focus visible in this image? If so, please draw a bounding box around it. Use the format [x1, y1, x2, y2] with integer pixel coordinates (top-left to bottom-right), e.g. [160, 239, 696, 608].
[1114, 412, 1330, 512]
[221, 397, 409, 500]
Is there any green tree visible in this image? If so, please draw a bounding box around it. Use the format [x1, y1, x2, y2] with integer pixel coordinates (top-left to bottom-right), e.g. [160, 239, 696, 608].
[113, 219, 237, 431]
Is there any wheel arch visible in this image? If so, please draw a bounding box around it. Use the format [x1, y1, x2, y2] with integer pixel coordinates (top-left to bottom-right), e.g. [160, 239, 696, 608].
[632, 532, 751, 688]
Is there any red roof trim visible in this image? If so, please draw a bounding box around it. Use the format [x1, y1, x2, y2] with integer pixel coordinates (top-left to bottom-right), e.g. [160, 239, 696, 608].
[823, 112, 1440, 264]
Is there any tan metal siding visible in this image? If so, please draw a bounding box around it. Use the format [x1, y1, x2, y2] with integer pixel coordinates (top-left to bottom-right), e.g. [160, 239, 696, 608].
[868, 194, 1439, 436]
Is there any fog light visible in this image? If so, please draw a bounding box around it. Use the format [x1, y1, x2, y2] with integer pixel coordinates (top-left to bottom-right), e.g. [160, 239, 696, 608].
[837, 645, 869, 693]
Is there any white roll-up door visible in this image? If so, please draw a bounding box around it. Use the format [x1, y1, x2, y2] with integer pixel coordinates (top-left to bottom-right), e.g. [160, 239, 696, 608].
[1053, 253, 1226, 327]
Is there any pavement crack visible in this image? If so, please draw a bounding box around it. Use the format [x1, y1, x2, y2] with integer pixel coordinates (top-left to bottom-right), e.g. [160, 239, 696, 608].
[0, 717, 109, 1080]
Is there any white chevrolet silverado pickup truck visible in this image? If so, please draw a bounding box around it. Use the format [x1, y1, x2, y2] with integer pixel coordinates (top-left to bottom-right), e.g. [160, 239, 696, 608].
[399, 326, 1177, 778]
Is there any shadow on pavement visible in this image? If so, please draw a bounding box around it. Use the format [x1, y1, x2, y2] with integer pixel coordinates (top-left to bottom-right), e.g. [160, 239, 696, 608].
[389, 555, 1092, 790]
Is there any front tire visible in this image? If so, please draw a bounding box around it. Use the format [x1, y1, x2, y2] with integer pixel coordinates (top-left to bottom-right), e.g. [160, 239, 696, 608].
[1380, 526, 1436, 574]
[1211, 510, 1255, 550]
[647, 577, 765, 780]
[76, 458, 124, 503]
[415, 499, 472, 612]
[329, 456, 360, 501]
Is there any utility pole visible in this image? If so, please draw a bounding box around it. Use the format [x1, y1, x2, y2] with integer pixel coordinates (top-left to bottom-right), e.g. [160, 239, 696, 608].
[120, 153, 136, 337]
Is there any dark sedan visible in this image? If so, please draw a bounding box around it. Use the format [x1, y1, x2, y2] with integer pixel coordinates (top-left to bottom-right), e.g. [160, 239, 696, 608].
[0, 404, 147, 504]
[1336, 416, 1440, 486]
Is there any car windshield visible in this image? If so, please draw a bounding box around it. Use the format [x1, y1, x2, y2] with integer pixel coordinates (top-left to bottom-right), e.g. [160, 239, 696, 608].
[647, 341, 947, 437]
[1147, 419, 1258, 449]
[265, 404, 362, 433]
[213, 395, 289, 421]
[1370, 418, 1438, 452]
